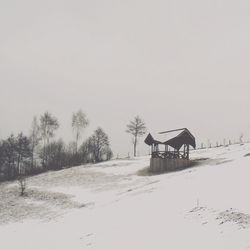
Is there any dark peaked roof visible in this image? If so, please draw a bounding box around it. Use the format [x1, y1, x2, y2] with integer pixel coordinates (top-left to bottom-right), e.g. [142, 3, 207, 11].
[144, 128, 196, 150]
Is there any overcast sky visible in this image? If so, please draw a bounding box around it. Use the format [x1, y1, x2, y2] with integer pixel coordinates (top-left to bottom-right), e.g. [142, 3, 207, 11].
[1, 0, 250, 156]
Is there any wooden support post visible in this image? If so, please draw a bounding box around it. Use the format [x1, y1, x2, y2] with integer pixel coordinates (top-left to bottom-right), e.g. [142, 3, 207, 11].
[187, 144, 190, 160]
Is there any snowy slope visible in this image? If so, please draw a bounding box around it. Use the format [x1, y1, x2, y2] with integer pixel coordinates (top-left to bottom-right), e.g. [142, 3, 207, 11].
[1, 143, 250, 250]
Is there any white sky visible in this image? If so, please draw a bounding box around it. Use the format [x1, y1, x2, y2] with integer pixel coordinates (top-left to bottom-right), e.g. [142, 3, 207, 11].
[1, 0, 250, 156]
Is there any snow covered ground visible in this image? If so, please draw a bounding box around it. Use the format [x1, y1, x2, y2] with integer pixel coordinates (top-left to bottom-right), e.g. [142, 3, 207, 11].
[1, 143, 250, 250]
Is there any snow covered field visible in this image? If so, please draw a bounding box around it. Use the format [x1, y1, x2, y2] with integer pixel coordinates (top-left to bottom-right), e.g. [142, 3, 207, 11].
[1, 143, 250, 250]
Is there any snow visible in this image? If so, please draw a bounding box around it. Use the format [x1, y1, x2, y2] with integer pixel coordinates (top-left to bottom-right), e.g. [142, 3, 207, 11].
[1, 143, 250, 249]
[150, 130, 183, 143]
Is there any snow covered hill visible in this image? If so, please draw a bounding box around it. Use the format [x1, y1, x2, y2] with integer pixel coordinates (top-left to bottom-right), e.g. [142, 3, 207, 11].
[1, 143, 250, 250]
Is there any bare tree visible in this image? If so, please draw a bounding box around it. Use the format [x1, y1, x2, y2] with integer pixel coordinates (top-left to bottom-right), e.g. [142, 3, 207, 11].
[106, 148, 113, 161]
[126, 116, 146, 157]
[15, 133, 31, 174]
[86, 128, 112, 162]
[0, 133, 31, 181]
[72, 109, 89, 154]
[29, 116, 41, 170]
[47, 139, 66, 170]
[239, 133, 244, 143]
[2, 134, 18, 179]
[79, 138, 94, 163]
[40, 112, 59, 168]
[16, 134, 30, 196]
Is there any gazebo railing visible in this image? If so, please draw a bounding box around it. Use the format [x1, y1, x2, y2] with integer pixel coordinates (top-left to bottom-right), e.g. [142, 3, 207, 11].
[152, 151, 188, 159]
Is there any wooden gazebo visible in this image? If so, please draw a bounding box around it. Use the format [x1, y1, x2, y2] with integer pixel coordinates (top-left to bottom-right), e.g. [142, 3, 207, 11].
[144, 128, 196, 172]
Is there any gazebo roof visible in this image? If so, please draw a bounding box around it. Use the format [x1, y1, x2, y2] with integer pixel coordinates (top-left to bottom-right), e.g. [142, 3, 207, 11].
[144, 128, 196, 150]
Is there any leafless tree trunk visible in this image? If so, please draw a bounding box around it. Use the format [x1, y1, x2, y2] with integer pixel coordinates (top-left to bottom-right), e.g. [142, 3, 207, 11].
[18, 174, 26, 196]
[72, 109, 89, 154]
[133, 136, 137, 157]
[126, 116, 146, 157]
[30, 116, 40, 170]
[40, 112, 59, 169]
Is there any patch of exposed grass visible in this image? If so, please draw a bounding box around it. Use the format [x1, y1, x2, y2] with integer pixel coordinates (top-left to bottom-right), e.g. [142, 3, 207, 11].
[0, 184, 84, 225]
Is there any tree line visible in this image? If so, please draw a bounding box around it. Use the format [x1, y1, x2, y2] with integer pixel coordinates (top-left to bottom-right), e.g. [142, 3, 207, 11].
[0, 110, 113, 182]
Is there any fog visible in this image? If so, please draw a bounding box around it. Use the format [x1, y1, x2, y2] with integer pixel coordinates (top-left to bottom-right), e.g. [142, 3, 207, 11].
[1, 0, 250, 156]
